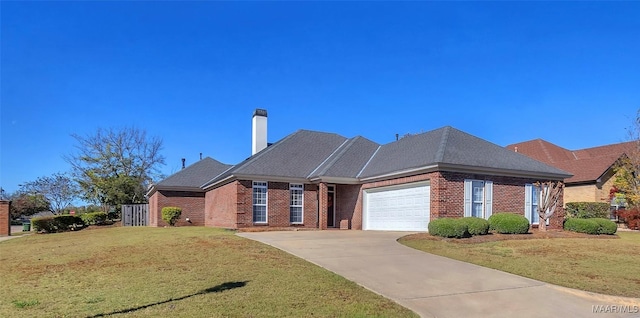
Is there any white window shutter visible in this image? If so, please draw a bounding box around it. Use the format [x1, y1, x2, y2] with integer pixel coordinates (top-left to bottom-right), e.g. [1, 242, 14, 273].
[464, 179, 472, 217]
[525, 184, 532, 223]
[485, 180, 493, 218]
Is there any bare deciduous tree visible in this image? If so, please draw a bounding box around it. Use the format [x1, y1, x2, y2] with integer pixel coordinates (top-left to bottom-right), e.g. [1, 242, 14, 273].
[20, 172, 79, 215]
[65, 127, 165, 209]
[535, 180, 564, 231]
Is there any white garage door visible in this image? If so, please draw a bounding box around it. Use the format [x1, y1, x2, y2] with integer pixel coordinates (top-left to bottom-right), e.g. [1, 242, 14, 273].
[363, 182, 430, 231]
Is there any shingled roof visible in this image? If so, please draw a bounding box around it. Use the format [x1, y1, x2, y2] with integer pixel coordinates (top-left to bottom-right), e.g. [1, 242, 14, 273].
[358, 127, 570, 180]
[199, 126, 570, 189]
[507, 139, 636, 184]
[151, 157, 232, 193]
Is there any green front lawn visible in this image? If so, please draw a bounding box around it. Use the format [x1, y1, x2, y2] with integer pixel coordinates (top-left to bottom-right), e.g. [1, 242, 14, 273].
[399, 231, 640, 298]
[0, 227, 417, 317]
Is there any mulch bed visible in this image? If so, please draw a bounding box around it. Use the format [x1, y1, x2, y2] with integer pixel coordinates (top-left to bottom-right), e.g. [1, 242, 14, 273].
[403, 230, 620, 244]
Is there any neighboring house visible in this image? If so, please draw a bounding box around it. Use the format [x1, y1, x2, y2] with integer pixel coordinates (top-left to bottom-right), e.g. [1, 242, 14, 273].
[506, 139, 635, 205]
[148, 110, 571, 231]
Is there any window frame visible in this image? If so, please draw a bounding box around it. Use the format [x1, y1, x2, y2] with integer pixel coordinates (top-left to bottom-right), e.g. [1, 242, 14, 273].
[252, 181, 268, 224]
[464, 179, 493, 219]
[525, 184, 549, 225]
[289, 183, 304, 224]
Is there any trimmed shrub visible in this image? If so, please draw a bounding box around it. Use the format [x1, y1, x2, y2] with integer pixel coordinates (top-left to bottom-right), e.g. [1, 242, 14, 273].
[563, 218, 600, 234]
[458, 217, 490, 236]
[488, 213, 530, 234]
[31, 215, 85, 233]
[428, 218, 469, 238]
[80, 212, 108, 225]
[565, 202, 610, 219]
[31, 217, 57, 233]
[592, 218, 617, 235]
[161, 207, 182, 226]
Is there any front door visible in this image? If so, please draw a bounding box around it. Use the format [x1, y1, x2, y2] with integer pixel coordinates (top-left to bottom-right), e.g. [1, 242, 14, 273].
[327, 185, 335, 227]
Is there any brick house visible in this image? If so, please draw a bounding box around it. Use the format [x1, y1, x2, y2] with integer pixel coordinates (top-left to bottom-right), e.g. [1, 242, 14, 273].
[148, 158, 231, 227]
[506, 139, 635, 206]
[148, 109, 571, 231]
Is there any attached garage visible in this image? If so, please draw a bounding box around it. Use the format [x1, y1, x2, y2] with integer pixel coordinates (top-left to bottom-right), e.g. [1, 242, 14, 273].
[362, 181, 430, 231]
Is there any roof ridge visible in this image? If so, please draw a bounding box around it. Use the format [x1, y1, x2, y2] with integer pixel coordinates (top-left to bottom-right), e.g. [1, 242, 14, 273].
[200, 130, 301, 188]
[200, 165, 235, 188]
[356, 145, 382, 178]
[434, 126, 451, 163]
[307, 137, 351, 178]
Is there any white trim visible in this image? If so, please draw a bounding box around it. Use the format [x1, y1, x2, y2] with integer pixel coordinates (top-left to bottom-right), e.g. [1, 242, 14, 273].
[525, 184, 533, 223]
[362, 181, 431, 231]
[327, 184, 336, 227]
[485, 180, 493, 218]
[359, 164, 438, 182]
[252, 181, 268, 224]
[464, 179, 492, 219]
[464, 180, 472, 217]
[290, 183, 304, 224]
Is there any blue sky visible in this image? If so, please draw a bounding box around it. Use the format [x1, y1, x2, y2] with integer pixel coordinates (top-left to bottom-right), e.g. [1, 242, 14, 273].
[1, 1, 639, 195]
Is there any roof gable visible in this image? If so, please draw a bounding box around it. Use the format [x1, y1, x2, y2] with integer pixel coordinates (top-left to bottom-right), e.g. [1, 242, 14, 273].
[155, 157, 232, 190]
[506, 139, 575, 163]
[360, 127, 570, 179]
[221, 130, 348, 180]
[309, 136, 380, 179]
[507, 139, 636, 183]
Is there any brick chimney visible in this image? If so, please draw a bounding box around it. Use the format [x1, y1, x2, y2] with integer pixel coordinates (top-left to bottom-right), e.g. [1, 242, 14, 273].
[252, 109, 268, 155]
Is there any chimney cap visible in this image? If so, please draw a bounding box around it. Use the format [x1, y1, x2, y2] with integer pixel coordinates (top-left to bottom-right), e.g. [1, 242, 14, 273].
[253, 109, 268, 117]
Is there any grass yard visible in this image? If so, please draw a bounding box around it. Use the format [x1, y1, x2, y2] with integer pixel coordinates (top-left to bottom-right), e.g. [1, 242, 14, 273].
[0, 227, 417, 318]
[399, 231, 640, 298]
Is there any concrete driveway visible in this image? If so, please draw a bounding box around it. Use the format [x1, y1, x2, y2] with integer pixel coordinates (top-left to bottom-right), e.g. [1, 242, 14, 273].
[238, 230, 639, 318]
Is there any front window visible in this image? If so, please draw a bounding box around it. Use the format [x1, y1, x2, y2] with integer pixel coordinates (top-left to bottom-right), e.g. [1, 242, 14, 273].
[253, 181, 267, 223]
[472, 181, 484, 218]
[464, 179, 493, 219]
[290, 184, 303, 224]
[530, 185, 540, 224]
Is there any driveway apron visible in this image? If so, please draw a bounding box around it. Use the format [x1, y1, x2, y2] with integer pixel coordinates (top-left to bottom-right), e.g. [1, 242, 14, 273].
[238, 231, 638, 318]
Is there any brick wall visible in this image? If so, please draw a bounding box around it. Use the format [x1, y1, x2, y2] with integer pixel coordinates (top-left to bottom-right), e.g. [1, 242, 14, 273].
[231, 180, 319, 229]
[149, 190, 205, 227]
[0, 200, 10, 236]
[564, 184, 597, 203]
[335, 184, 361, 230]
[355, 172, 565, 230]
[205, 181, 238, 228]
[304, 184, 319, 228]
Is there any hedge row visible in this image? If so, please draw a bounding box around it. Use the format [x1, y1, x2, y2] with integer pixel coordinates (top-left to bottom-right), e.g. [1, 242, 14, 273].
[564, 218, 617, 235]
[565, 202, 610, 219]
[31, 215, 85, 233]
[428, 217, 490, 238]
[80, 212, 108, 225]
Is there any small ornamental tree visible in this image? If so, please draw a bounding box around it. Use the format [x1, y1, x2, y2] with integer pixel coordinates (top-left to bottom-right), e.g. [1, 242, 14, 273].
[161, 207, 182, 226]
[535, 181, 564, 231]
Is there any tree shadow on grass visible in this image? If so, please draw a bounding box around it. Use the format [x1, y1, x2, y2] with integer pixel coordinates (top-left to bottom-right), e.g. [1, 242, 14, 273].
[87, 281, 248, 317]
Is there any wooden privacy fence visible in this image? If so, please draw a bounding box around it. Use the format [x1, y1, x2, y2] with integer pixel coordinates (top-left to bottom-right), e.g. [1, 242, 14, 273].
[122, 204, 149, 226]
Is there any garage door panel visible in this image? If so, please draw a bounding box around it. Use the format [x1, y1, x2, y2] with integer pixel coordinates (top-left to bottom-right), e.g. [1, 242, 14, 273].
[364, 183, 430, 231]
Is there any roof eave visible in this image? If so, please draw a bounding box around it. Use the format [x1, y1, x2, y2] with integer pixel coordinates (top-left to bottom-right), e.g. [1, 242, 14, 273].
[359, 163, 572, 183]
[437, 163, 572, 180]
[152, 185, 205, 193]
[202, 173, 311, 190]
[308, 176, 361, 184]
[359, 165, 439, 182]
